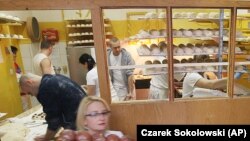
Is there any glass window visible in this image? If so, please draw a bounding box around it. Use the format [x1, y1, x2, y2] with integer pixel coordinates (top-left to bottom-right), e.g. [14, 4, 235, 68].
[172, 8, 231, 99]
[233, 9, 250, 97]
[103, 8, 168, 102]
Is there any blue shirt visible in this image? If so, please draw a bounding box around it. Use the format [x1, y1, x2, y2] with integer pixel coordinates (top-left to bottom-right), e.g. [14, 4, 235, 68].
[37, 74, 87, 131]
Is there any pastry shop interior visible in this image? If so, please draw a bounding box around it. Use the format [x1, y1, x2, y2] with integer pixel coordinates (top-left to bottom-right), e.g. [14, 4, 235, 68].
[1, 0, 250, 140]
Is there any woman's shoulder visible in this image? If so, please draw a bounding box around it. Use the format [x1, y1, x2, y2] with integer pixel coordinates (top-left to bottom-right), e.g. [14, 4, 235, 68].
[186, 72, 202, 78]
[87, 67, 98, 75]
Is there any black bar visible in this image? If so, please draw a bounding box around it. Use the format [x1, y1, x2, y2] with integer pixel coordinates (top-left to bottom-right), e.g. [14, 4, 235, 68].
[137, 125, 250, 141]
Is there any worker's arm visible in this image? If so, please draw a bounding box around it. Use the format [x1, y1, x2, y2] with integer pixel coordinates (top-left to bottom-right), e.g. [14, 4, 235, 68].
[195, 78, 227, 90]
[40, 58, 53, 75]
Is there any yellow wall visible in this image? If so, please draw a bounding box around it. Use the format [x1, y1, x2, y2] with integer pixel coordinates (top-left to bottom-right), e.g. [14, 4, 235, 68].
[0, 23, 32, 119]
[0, 40, 23, 119]
[39, 22, 67, 42]
[19, 22, 67, 44]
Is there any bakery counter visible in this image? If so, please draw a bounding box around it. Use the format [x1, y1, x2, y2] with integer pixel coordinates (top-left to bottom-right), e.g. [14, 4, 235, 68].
[0, 104, 48, 141]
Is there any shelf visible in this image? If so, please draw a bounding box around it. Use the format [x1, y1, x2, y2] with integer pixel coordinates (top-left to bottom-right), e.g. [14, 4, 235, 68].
[129, 36, 166, 40]
[137, 54, 167, 57]
[0, 16, 23, 24]
[65, 18, 112, 47]
[67, 44, 94, 47]
[68, 35, 93, 37]
[223, 37, 250, 42]
[104, 24, 111, 27]
[236, 44, 250, 47]
[0, 22, 23, 26]
[175, 62, 250, 67]
[68, 34, 93, 37]
[65, 18, 110, 21]
[65, 18, 92, 21]
[67, 26, 92, 28]
[173, 36, 250, 42]
[137, 52, 245, 57]
[187, 18, 229, 28]
[173, 36, 218, 40]
[108, 61, 250, 70]
[142, 69, 247, 76]
[174, 52, 245, 56]
[0, 37, 28, 40]
[105, 32, 113, 35]
[68, 41, 94, 45]
[240, 29, 250, 33]
[0, 15, 26, 42]
[138, 17, 166, 20]
[188, 18, 228, 23]
[66, 46, 94, 48]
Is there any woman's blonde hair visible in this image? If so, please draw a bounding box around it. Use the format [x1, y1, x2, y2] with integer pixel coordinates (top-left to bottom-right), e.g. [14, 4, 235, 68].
[76, 96, 111, 130]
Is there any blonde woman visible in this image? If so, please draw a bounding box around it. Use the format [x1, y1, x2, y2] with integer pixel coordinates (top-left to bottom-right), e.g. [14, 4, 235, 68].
[76, 96, 124, 139]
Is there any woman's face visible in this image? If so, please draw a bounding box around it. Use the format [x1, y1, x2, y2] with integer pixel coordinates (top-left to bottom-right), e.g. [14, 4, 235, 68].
[82, 63, 88, 70]
[84, 101, 110, 134]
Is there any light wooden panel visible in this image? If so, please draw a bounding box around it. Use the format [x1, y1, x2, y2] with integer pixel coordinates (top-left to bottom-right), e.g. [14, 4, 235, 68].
[110, 98, 250, 139]
[91, 7, 112, 104]
[1, 0, 250, 10]
[0, 0, 94, 10]
[1, 1, 250, 140]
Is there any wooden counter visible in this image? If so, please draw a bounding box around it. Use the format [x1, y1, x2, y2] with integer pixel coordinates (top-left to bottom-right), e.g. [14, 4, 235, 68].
[0, 104, 47, 140]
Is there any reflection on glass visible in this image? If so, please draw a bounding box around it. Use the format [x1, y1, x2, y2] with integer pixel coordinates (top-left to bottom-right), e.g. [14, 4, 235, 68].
[103, 8, 168, 102]
[172, 8, 231, 98]
[233, 9, 250, 97]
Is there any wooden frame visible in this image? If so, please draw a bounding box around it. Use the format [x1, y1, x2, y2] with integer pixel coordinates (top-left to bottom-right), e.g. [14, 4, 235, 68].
[1, 0, 250, 139]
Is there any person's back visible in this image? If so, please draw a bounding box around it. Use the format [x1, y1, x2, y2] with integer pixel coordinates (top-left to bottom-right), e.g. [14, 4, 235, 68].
[149, 74, 168, 99]
[33, 53, 49, 75]
[33, 39, 55, 76]
[182, 72, 227, 98]
[86, 66, 100, 96]
[38, 74, 86, 130]
[182, 72, 203, 97]
[19, 73, 87, 140]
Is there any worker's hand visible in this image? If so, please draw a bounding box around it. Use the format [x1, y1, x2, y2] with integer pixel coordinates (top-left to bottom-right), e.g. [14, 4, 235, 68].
[129, 75, 135, 84]
[124, 93, 133, 101]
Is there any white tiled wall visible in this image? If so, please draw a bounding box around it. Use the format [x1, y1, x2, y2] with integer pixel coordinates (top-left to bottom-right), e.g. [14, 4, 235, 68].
[20, 43, 39, 107]
[51, 42, 69, 77]
[20, 44, 33, 73]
